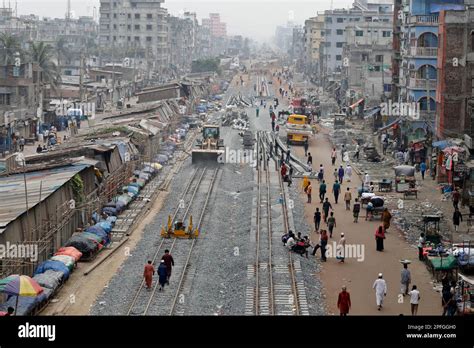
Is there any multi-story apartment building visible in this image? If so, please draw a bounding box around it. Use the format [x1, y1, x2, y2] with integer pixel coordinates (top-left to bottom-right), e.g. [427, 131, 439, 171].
[168, 15, 195, 74]
[275, 22, 295, 53]
[202, 13, 227, 38]
[321, 0, 393, 80]
[0, 63, 42, 152]
[290, 26, 304, 70]
[342, 20, 393, 104]
[393, 0, 464, 143]
[436, 4, 474, 141]
[303, 16, 325, 83]
[99, 0, 169, 72]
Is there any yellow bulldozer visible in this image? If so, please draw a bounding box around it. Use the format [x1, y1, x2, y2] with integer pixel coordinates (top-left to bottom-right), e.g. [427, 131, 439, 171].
[191, 125, 225, 163]
[160, 215, 199, 239]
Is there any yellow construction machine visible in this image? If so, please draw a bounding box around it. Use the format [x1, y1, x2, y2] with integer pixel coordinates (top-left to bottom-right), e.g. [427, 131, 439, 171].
[191, 124, 225, 163]
[160, 215, 199, 239]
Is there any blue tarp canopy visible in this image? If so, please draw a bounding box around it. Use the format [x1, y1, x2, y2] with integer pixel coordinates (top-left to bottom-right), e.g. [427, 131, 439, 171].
[34, 260, 70, 280]
[432, 140, 451, 150]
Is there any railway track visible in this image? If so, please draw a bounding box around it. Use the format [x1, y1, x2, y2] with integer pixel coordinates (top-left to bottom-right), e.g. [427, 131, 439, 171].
[246, 131, 309, 315]
[126, 167, 220, 316]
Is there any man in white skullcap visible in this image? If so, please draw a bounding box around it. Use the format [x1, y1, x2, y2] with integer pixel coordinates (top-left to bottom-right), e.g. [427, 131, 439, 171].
[373, 273, 387, 311]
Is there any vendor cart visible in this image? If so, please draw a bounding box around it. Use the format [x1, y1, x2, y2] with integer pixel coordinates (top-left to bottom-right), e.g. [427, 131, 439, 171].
[423, 214, 442, 244]
[394, 165, 416, 193]
[457, 273, 474, 315]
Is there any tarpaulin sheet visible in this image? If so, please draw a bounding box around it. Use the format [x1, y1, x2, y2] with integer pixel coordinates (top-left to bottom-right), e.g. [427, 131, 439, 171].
[428, 255, 458, 271]
[96, 221, 113, 234]
[32, 270, 64, 290]
[65, 234, 100, 259]
[34, 260, 70, 280]
[82, 231, 107, 246]
[55, 246, 82, 261]
[0, 293, 47, 316]
[50, 255, 75, 271]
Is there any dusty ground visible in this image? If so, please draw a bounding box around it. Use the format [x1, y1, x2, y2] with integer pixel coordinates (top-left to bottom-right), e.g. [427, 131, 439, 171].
[293, 128, 442, 315]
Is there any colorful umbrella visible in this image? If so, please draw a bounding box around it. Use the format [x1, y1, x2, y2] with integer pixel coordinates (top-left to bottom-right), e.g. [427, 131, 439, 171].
[0, 274, 43, 297]
[0, 275, 43, 316]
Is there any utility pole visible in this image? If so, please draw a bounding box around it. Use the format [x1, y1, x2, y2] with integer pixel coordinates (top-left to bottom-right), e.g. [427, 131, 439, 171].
[79, 51, 84, 102]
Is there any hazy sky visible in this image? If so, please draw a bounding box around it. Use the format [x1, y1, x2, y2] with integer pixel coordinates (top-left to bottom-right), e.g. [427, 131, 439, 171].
[14, 0, 354, 41]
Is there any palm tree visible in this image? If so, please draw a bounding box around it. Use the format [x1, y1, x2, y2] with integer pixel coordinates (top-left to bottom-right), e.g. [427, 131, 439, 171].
[0, 33, 21, 65]
[30, 41, 61, 88]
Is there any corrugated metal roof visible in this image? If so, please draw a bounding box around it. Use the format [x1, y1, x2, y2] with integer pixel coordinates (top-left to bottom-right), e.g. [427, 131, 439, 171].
[0, 163, 93, 231]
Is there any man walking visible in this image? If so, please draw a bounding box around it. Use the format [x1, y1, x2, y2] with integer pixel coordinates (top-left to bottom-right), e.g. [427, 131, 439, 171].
[143, 260, 155, 290]
[353, 198, 361, 223]
[305, 181, 312, 203]
[322, 198, 333, 223]
[327, 212, 336, 238]
[453, 208, 463, 232]
[409, 285, 420, 315]
[161, 249, 175, 284]
[400, 263, 411, 296]
[344, 188, 352, 210]
[337, 286, 351, 316]
[157, 260, 168, 291]
[420, 161, 427, 180]
[338, 165, 345, 183]
[319, 180, 327, 203]
[354, 144, 360, 161]
[286, 148, 291, 163]
[333, 180, 341, 204]
[304, 139, 309, 157]
[314, 208, 321, 232]
[331, 147, 337, 165]
[345, 164, 352, 182]
[337, 233, 346, 263]
[307, 152, 313, 166]
[373, 273, 387, 311]
[452, 188, 460, 210]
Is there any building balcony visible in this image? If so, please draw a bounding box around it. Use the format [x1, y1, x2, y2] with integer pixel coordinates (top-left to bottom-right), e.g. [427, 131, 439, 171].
[408, 77, 437, 89]
[409, 15, 438, 25]
[410, 46, 438, 57]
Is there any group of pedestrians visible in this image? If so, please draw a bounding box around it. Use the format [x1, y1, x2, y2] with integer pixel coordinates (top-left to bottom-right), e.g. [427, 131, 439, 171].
[143, 249, 175, 291]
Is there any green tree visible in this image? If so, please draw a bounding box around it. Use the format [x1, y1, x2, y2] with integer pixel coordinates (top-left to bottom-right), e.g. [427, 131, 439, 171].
[55, 37, 69, 69]
[30, 41, 61, 88]
[191, 58, 221, 74]
[0, 33, 21, 65]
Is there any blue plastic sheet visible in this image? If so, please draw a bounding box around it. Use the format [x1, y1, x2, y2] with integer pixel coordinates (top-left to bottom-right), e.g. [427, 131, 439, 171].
[34, 260, 70, 280]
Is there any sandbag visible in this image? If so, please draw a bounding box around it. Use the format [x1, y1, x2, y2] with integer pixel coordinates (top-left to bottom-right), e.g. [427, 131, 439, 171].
[82, 231, 107, 246]
[0, 293, 47, 316]
[106, 216, 117, 225]
[136, 178, 146, 188]
[34, 260, 70, 280]
[102, 206, 118, 216]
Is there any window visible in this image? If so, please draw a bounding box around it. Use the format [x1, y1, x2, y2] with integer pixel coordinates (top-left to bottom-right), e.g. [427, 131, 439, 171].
[336, 55, 342, 61]
[0, 94, 10, 105]
[147, 13, 153, 19]
[337, 18, 344, 23]
[135, 24, 140, 30]
[128, 13, 131, 19]
[355, 30, 363, 36]
[384, 84, 392, 92]
[382, 31, 391, 37]
[113, 36, 116, 41]
[354, 18, 360, 22]
[374, 66, 381, 72]
[127, 24, 131, 30]
[325, 29, 331, 35]
[146, 24, 152, 30]
[361, 53, 369, 61]
[336, 42, 344, 48]
[146, 36, 152, 42]
[375, 55, 384, 62]
[113, 13, 117, 18]
[325, 42, 331, 47]
[336, 29, 343, 35]
[105, 13, 109, 18]
[326, 17, 332, 23]
[135, 13, 140, 19]
[127, 36, 131, 41]
[113, 24, 117, 29]
[134, 36, 140, 41]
